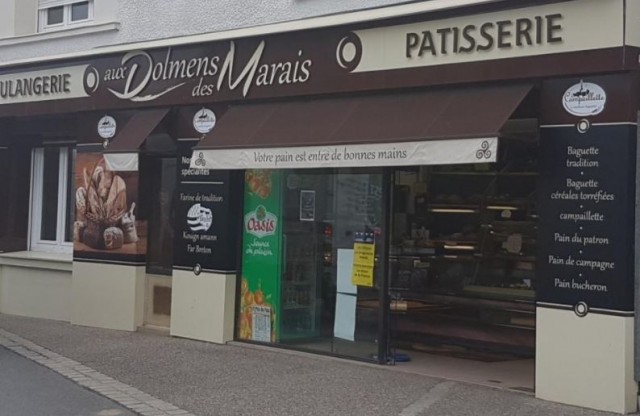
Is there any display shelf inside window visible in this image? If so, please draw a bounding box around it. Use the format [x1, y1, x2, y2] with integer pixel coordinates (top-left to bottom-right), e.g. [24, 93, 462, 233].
[281, 228, 323, 340]
[392, 162, 538, 302]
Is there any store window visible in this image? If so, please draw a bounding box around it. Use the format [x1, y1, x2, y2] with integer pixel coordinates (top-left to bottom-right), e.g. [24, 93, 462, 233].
[29, 147, 75, 254]
[239, 168, 387, 361]
[389, 131, 538, 359]
[38, 0, 93, 32]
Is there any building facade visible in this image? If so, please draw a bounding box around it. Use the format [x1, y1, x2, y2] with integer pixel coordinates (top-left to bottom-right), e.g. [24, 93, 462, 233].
[0, 0, 639, 413]
[0, 0, 411, 62]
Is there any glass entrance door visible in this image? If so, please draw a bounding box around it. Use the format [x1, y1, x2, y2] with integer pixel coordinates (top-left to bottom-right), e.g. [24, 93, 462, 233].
[278, 169, 387, 361]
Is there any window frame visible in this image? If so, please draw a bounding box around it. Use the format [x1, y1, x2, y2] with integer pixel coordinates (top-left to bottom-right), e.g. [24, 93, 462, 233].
[38, 0, 94, 32]
[29, 147, 75, 254]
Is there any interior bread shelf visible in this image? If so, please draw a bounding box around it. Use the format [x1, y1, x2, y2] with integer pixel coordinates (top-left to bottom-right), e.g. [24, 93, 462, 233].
[430, 171, 538, 177]
[463, 285, 534, 300]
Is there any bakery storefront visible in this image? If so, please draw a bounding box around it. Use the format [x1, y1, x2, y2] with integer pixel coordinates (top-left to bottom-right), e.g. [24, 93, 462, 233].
[0, 0, 639, 413]
[198, 84, 536, 363]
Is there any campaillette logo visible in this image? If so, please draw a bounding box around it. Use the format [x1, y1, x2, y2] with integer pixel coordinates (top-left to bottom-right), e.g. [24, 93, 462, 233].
[563, 81, 606, 117]
[97, 115, 117, 139]
[193, 108, 217, 134]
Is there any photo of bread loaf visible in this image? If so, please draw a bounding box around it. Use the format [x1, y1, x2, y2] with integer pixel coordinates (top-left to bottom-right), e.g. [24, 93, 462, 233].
[73, 154, 144, 255]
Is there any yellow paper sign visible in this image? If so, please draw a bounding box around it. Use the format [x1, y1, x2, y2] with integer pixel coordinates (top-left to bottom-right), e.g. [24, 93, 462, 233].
[353, 242, 375, 267]
[351, 234, 375, 287]
[352, 264, 374, 287]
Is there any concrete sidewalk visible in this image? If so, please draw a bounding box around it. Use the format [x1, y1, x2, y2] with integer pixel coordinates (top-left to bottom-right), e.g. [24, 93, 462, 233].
[0, 314, 618, 416]
[0, 346, 135, 416]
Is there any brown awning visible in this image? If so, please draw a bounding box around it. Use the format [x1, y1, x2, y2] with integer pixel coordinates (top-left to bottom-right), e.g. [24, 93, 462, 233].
[104, 108, 169, 153]
[196, 84, 532, 150]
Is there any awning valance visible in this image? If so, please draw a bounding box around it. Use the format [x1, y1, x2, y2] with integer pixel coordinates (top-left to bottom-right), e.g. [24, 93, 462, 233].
[104, 109, 169, 153]
[103, 108, 169, 171]
[191, 84, 532, 170]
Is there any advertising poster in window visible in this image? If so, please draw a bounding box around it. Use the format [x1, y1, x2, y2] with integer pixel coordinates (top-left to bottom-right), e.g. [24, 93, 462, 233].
[73, 152, 147, 264]
[299, 190, 315, 221]
[238, 170, 283, 342]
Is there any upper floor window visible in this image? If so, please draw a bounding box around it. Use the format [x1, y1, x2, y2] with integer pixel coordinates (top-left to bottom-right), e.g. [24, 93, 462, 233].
[38, 0, 94, 32]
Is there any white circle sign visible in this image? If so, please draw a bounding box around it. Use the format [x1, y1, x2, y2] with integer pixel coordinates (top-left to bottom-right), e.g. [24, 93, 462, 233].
[562, 81, 606, 117]
[193, 108, 217, 134]
[187, 203, 213, 232]
[97, 115, 117, 139]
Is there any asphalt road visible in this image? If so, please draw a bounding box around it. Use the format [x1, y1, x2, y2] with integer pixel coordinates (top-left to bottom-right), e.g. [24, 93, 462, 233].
[0, 346, 134, 416]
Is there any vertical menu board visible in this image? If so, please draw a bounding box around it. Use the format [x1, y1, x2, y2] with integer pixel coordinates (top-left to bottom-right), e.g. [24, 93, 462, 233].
[238, 170, 283, 342]
[537, 125, 636, 312]
[173, 142, 239, 271]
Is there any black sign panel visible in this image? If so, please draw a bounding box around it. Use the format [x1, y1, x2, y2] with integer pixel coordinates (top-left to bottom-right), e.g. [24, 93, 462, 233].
[537, 125, 636, 312]
[173, 141, 240, 272]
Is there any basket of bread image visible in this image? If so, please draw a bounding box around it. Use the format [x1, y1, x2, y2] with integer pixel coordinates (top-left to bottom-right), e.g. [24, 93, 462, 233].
[74, 158, 138, 250]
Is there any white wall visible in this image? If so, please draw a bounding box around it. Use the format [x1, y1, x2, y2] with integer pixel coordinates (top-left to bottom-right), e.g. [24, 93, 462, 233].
[0, 253, 73, 322]
[536, 307, 637, 414]
[115, 0, 411, 44]
[0, 0, 16, 38]
[13, 0, 38, 36]
[170, 270, 236, 344]
[71, 262, 145, 331]
[0, 0, 413, 63]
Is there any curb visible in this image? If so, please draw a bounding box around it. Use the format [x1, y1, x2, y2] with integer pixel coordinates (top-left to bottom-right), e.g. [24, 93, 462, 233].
[0, 328, 195, 416]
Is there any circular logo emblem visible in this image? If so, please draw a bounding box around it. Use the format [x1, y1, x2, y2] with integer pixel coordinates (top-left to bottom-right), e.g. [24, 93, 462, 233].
[563, 81, 607, 117]
[574, 301, 589, 317]
[193, 108, 217, 134]
[336, 32, 362, 73]
[187, 203, 213, 232]
[97, 116, 117, 139]
[576, 119, 591, 134]
[83, 66, 100, 94]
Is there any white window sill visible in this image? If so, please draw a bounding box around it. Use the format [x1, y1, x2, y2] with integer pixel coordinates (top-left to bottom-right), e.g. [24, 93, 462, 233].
[0, 251, 72, 272]
[0, 21, 119, 47]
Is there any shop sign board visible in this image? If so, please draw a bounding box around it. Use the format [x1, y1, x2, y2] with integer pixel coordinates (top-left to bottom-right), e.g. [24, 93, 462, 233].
[239, 170, 283, 342]
[0, 0, 626, 116]
[0, 65, 89, 105]
[536, 125, 636, 314]
[191, 138, 497, 170]
[350, 0, 620, 73]
[173, 142, 238, 272]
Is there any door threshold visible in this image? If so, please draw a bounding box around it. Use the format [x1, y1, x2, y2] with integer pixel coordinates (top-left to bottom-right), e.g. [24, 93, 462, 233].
[138, 324, 171, 335]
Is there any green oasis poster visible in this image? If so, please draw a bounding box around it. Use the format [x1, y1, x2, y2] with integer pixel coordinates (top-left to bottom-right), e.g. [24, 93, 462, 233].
[239, 170, 283, 342]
